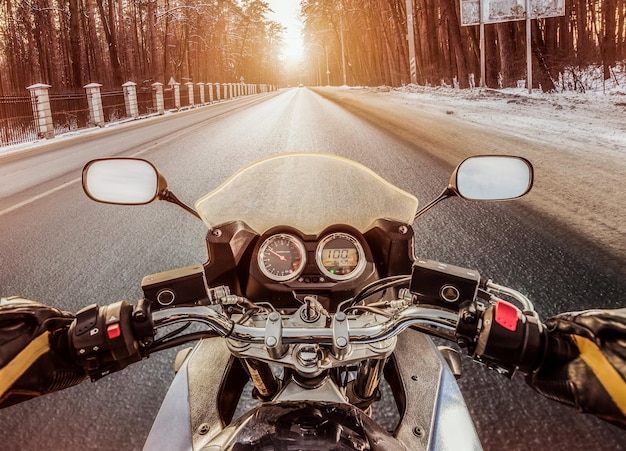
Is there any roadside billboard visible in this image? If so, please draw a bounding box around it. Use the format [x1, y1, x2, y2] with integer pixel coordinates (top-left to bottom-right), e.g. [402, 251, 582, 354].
[461, 0, 565, 26]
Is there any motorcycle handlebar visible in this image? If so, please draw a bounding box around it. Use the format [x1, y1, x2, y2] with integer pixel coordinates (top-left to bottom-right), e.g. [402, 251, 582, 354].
[151, 304, 459, 346]
[67, 283, 574, 381]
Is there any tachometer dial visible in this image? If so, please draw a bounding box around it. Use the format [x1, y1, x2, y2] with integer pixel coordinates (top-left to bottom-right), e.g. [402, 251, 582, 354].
[258, 234, 306, 282]
[316, 233, 366, 281]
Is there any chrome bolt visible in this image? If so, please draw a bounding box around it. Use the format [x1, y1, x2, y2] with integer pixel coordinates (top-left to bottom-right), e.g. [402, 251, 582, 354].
[268, 311, 280, 322]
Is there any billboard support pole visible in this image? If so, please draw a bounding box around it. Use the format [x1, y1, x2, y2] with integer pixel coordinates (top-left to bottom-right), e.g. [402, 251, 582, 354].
[526, 0, 533, 93]
[480, 0, 485, 87]
[406, 0, 418, 85]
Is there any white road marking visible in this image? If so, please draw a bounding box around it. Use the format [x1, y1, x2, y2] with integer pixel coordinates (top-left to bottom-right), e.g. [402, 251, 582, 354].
[0, 178, 80, 218]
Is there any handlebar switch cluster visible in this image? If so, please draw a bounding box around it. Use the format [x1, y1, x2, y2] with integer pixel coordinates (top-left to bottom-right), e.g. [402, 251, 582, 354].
[457, 299, 545, 377]
[69, 301, 153, 380]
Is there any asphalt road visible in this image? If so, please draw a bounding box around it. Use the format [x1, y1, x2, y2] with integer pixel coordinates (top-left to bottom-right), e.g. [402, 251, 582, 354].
[1, 88, 624, 450]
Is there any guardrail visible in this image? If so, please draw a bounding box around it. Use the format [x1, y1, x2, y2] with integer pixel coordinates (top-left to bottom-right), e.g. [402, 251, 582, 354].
[1, 81, 276, 148]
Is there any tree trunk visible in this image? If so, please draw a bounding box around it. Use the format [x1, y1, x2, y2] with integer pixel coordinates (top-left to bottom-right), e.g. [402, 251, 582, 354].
[576, 0, 592, 63]
[147, 0, 159, 82]
[532, 20, 557, 91]
[443, 0, 469, 87]
[69, 0, 84, 87]
[602, 0, 617, 78]
[96, 0, 123, 85]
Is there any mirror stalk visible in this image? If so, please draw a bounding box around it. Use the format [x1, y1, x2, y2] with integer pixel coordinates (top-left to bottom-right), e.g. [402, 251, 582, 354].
[414, 187, 455, 220]
[160, 189, 201, 220]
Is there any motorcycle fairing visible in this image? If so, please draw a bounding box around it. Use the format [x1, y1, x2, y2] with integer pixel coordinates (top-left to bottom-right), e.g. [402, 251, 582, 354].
[194, 153, 419, 235]
[203, 401, 406, 450]
[143, 329, 480, 450]
[388, 328, 481, 450]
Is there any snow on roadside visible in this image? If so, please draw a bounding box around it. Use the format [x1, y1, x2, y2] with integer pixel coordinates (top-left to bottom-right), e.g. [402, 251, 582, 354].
[340, 84, 626, 264]
[386, 84, 626, 161]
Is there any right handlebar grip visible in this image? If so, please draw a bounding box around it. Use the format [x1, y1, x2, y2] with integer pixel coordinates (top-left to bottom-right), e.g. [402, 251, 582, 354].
[457, 300, 550, 376]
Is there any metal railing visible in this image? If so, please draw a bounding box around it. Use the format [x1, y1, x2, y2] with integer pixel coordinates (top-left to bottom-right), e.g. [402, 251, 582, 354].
[0, 95, 37, 146]
[1, 82, 274, 148]
[49, 91, 90, 134]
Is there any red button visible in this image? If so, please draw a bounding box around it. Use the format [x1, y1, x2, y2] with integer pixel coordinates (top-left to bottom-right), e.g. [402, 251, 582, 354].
[107, 323, 121, 339]
[495, 300, 519, 332]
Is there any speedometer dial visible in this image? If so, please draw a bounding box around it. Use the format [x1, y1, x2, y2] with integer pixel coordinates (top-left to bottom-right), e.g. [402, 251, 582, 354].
[316, 233, 366, 281]
[258, 234, 306, 282]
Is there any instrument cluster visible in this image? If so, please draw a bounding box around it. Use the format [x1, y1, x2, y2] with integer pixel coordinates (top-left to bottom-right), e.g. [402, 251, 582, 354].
[255, 229, 369, 285]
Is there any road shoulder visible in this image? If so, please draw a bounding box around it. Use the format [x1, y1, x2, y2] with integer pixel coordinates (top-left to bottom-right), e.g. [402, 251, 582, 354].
[312, 86, 626, 269]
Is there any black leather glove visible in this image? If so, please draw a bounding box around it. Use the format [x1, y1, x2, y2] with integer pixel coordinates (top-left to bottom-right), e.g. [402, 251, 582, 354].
[0, 297, 87, 408]
[526, 308, 626, 428]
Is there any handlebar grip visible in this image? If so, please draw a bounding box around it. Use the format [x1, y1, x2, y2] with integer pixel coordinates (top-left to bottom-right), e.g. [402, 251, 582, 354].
[68, 300, 154, 380]
[457, 300, 550, 376]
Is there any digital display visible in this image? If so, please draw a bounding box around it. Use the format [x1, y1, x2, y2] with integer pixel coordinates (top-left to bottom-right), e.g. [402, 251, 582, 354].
[322, 248, 358, 274]
[316, 233, 366, 281]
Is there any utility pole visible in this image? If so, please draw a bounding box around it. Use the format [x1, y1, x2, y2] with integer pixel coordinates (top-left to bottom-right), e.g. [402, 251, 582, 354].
[405, 0, 417, 84]
[480, 0, 485, 87]
[325, 45, 330, 86]
[525, 0, 533, 93]
[339, 9, 347, 86]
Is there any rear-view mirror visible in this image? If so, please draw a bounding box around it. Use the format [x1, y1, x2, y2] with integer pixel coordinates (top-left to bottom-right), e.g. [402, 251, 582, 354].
[452, 155, 533, 201]
[82, 158, 164, 205]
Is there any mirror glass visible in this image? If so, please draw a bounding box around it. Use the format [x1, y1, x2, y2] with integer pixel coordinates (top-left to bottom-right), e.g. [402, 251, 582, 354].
[83, 158, 159, 204]
[455, 156, 532, 200]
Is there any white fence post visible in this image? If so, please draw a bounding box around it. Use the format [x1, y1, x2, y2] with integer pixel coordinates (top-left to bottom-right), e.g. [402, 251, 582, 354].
[174, 83, 181, 109]
[26, 83, 54, 139]
[223, 83, 228, 100]
[186, 82, 194, 106]
[215, 83, 221, 101]
[152, 82, 164, 115]
[208, 83, 214, 103]
[84, 83, 104, 127]
[197, 82, 205, 104]
[122, 81, 139, 119]
[229, 83, 233, 99]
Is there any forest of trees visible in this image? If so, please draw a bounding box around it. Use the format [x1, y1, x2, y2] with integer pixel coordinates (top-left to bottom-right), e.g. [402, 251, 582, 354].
[301, 0, 626, 89]
[1, 0, 625, 94]
[0, 0, 284, 94]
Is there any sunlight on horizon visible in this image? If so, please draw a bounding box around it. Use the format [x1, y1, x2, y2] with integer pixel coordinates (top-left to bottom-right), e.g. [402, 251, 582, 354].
[266, 0, 305, 65]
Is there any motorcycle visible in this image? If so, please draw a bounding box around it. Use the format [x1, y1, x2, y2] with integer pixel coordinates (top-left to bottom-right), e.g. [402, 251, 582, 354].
[71, 152, 549, 450]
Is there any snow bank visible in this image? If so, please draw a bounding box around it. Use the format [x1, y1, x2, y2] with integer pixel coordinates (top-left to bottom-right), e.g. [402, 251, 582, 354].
[329, 83, 626, 263]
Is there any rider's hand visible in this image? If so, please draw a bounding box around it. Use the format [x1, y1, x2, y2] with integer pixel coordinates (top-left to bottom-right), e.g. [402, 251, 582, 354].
[526, 308, 626, 428]
[0, 297, 87, 408]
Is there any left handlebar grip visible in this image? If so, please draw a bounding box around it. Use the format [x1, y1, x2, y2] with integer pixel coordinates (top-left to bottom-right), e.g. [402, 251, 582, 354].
[68, 300, 154, 380]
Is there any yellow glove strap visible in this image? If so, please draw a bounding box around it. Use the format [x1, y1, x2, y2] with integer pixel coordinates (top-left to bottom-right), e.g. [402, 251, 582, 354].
[573, 334, 626, 416]
[0, 331, 51, 396]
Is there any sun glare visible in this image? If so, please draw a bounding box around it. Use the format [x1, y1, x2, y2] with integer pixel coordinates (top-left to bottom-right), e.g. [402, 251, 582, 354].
[283, 36, 305, 64]
[266, 0, 304, 64]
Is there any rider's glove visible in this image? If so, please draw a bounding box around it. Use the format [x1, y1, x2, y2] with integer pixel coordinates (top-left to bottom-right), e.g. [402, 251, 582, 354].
[0, 297, 87, 408]
[526, 308, 626, 428]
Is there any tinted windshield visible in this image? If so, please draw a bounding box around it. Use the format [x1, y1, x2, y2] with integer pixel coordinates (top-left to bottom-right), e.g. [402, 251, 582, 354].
[194, 153, 418, 235]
